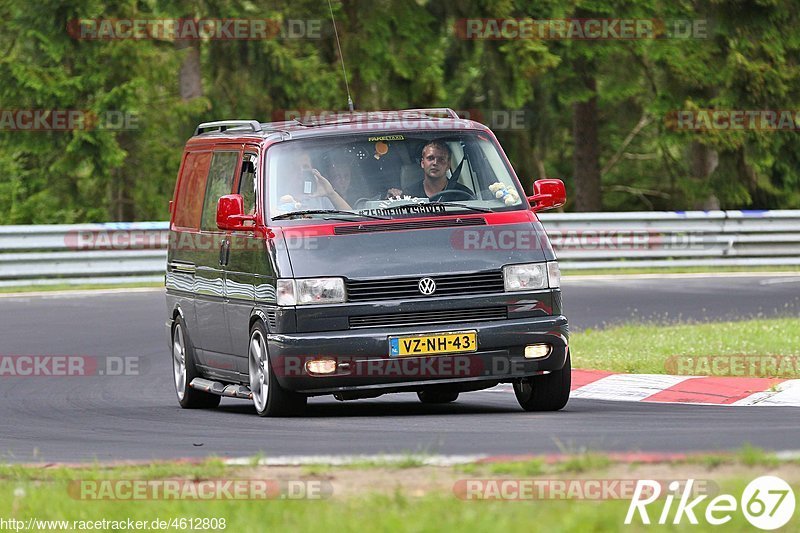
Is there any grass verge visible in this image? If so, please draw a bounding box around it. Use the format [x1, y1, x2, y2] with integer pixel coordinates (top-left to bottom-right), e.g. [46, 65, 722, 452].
[570, 318, 800, 375]
[1, 449, 797, 532]
[0, 282, 163, 294]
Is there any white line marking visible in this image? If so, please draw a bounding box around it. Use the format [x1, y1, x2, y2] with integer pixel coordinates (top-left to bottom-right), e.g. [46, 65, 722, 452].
[486, 384, 513, 393]
[758, 277, 800, 285]
[775, 450, 800, 460]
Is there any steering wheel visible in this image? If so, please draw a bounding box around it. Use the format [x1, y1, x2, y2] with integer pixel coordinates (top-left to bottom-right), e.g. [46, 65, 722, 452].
[429, 189, 475, 202]
[354, 197, 373, 209]
[354, 193, 389, 209]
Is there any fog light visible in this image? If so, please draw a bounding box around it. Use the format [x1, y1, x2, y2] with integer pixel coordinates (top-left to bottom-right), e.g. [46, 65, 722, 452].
[524, 344, 551, 359]
[305, 358, 337, 375]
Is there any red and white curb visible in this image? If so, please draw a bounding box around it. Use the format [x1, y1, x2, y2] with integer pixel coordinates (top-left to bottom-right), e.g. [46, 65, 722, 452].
[491, 370, 800, 406]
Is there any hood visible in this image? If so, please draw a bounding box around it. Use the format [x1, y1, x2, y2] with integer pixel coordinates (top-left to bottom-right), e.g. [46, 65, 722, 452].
[275, 215, 555, 279]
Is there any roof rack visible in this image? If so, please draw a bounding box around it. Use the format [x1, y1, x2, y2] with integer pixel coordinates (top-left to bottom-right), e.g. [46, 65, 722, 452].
[400, 108, 460, 119]
[194, 120, 263, 136]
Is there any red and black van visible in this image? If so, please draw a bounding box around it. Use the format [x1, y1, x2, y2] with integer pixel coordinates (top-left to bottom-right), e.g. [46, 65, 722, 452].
[166, 109, 570, 416]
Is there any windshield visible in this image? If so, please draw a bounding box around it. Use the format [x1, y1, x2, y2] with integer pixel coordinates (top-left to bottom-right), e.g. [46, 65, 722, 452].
[265, 131, 526, 220]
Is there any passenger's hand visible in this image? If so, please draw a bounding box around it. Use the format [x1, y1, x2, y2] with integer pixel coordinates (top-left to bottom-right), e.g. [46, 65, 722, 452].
[312, 169, 352, 210]
[311, 169, 334, 196]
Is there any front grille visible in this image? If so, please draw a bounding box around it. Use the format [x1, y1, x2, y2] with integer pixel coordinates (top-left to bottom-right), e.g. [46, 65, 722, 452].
[346, 270, 504, 302]
[349, 306, 507, 329]
[334, 216, 486, 235]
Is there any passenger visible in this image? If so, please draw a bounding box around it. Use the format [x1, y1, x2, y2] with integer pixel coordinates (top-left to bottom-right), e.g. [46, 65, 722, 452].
[277, 152, 351, 211]
[387, 140, 472, 199]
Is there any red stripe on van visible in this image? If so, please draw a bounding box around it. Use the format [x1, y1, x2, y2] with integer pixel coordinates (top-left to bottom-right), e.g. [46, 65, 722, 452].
[272, 210, 537, 237]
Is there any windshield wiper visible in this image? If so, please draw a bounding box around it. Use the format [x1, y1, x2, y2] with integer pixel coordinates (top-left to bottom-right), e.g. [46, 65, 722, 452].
[272, 209, 389, 221]
[428, 202, 494, 213]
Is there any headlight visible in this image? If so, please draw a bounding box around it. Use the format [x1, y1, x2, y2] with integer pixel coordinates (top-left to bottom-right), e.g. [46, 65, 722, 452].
[277, 278, 345, 306]
[503, 262, 559, 291]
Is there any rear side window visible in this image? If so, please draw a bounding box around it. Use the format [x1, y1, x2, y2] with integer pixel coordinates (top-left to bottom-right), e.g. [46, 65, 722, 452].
[173, 151, 212, 230]
[200, 151, 240, 231]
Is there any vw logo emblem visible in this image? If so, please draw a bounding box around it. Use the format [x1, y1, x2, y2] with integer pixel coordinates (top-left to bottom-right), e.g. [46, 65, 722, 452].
[418, 277, 436, 295]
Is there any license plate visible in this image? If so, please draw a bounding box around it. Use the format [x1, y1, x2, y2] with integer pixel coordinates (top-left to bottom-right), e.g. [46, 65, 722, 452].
[389, 331, 477, 357]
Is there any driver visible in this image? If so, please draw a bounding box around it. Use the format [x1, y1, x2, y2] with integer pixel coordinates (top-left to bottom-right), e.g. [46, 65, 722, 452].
[387, 140, 473, 200]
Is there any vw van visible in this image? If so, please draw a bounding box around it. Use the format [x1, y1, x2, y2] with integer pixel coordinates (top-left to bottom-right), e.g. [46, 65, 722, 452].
[166, 109, 570, 416]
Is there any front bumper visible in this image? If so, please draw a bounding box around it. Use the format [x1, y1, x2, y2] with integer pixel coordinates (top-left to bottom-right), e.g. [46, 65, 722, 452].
[266, 315, 569, 394]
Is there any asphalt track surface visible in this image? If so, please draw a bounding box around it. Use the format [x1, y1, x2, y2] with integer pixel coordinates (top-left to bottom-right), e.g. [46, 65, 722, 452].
[0, 273, 798, 463]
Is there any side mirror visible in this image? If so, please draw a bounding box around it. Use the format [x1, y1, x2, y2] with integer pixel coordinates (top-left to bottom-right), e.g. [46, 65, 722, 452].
[216, 194, 256, 230]
[527, 179, 566, 212]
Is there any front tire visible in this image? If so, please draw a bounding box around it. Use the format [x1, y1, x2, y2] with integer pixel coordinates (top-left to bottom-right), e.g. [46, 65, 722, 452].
[513, 350, 571, 412]
[172, 317, 220, 409]
[248, 322, 307, 417]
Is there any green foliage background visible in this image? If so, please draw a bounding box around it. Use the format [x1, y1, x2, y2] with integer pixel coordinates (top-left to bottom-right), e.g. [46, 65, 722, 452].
[1, 0, 799, 223]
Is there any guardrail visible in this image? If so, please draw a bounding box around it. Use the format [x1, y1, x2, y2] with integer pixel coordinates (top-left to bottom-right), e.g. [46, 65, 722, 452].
[540, 210, 800, 270]
[0, 211, 798, 286]
[0, 222, 168, 287]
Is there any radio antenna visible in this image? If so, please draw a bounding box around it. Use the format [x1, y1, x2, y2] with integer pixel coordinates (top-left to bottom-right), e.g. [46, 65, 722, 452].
[327, 0, 354, 111]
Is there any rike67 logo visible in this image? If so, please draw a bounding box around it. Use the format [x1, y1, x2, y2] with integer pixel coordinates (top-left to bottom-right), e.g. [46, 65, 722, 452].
[625, 476, 795, 530]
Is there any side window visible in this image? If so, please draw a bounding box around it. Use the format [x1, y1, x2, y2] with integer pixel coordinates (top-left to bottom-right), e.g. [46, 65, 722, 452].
[239, 153, 257, 216]
[200, 151, 240, 231]
[173, 151, 212, 230]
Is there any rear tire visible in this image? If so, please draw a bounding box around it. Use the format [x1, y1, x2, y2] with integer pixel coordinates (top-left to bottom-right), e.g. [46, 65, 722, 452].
[172, 317, 220, 409]
[417, 390, 459, 404]
[513, 350, 571, 412]
[248, 322, 307, 417]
